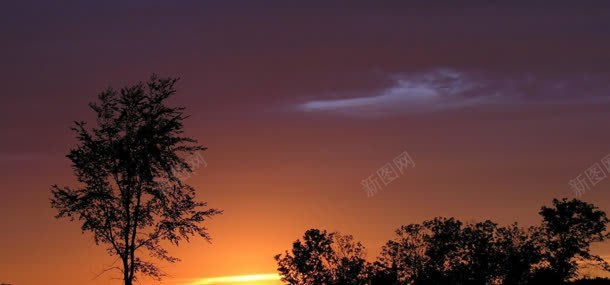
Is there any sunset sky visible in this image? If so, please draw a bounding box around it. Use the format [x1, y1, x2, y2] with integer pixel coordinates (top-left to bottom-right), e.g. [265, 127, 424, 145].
[2, 2, 610, 285]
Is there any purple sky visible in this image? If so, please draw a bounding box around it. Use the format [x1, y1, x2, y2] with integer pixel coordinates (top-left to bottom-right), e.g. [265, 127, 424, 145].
[2, 2, 610, 285]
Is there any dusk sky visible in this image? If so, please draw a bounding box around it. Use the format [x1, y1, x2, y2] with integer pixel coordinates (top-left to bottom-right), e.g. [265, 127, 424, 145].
[2, 2, 610, 285]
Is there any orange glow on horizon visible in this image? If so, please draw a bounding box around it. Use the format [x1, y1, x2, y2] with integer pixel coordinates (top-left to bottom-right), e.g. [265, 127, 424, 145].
[187, 273, 281, 285]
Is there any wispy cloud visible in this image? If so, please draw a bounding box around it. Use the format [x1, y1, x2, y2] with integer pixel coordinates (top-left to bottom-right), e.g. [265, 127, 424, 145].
[297, 69, 610, 116]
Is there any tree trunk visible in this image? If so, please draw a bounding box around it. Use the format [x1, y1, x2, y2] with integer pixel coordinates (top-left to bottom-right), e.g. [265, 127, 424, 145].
[123, 257, 132, 285]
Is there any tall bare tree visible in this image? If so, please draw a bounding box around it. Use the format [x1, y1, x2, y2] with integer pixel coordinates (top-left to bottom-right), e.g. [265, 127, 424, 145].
[51, 75, 221, 285]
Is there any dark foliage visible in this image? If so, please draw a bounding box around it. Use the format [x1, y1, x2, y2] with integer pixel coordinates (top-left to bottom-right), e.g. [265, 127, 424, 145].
[277, 199, 610, 285]
[50, 75, 221, 285]
[538, 199, 610, 282]
[570, 277, 610, 285]
[275, 229, 369, 285]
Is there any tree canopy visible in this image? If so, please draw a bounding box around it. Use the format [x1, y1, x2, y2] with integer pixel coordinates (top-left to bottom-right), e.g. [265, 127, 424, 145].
[50, 75, 221, 285]
[275, 229, 369, 285]
[276, 199, 610, 285]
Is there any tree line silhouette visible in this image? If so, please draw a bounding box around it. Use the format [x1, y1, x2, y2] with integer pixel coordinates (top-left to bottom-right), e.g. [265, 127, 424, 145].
[275, 199, 610, 285]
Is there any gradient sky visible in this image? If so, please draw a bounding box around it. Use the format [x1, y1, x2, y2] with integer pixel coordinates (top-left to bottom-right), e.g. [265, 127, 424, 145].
[2, 1, 610, 285]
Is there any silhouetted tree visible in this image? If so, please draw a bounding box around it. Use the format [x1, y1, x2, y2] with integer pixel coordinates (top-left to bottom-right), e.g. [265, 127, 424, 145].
[421, 217, 466, 285]
[377, 218, 469, 285]
[376, 223, 428, 284]
[277, 199, 610, 285]
[333, 233, 369, 284]
[460, 220, 503, 285]
[536, 198, 610, 283]
[494, 224, 542, 285]
[275, 229, 369, 285]
[50, 75, 221, 285]
[369, 260, 401, 285]
[377, 219, 543, 285]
